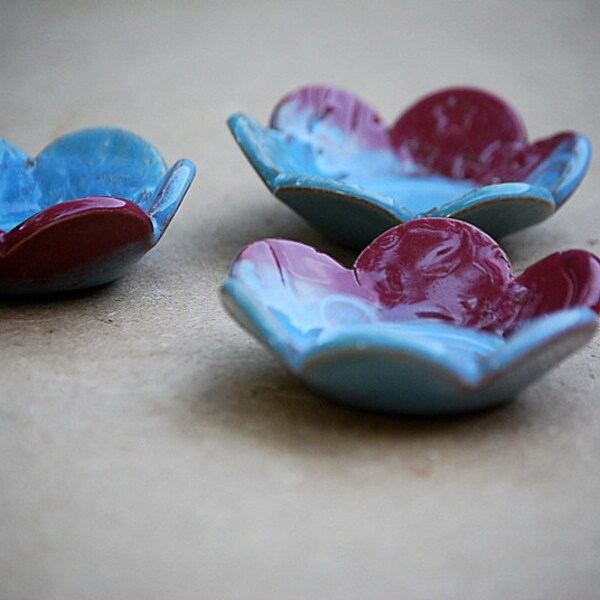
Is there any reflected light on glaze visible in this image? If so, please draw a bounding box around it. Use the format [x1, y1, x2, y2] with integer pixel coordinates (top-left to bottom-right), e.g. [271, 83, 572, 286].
[0, 197, 150, 245]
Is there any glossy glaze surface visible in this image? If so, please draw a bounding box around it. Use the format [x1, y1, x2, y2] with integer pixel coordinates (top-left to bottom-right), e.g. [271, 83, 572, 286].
[221, 218, 600, 414]
[229, 86, 590, 246]
[0, 128, 195, 293]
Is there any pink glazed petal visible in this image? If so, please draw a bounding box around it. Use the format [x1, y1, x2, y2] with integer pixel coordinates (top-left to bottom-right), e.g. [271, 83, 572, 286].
[271, 85, 390, 150]
[355, 218, 530, 335]
[517, 250, 600, 318]
[0, 197, 154, 287]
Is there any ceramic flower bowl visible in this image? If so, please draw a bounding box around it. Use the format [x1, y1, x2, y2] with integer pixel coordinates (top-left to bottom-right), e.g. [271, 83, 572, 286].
[0, 128, 196, 294]
[221, 218, 600, 415]
[228, 85, 591, 247]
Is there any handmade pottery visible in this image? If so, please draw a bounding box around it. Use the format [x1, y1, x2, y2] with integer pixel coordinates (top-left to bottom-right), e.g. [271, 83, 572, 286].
[221, 218, 600, 415]
[0, 128, 195, 294]
[228, 86, 591, 247]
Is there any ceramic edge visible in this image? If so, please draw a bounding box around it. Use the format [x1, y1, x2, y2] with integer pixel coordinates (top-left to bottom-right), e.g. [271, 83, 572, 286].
[479, 308, 598, 380]
[551, 133, 592, 207]
[36, 126, 167, 158]
[427, 182, 555, 216]
[227, 113, 282, 189]
[298, 308, 598, 386]
[426, 182, 556, 237]
[273, 173, 413, 221]
[298, 326, 487, 383]
[220, 276, 302, 369]
[467, 308, 598, 410]
[219, 277, 490, 410]
[147, 158, 196, 242]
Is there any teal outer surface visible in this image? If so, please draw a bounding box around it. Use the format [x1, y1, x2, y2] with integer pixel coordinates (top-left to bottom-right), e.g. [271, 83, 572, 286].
[0, 128, 195, 293]
[228, 105, 590, 248]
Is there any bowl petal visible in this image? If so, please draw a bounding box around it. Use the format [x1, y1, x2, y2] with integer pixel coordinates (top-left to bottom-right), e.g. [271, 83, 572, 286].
[271, 85, 391, 154]
[524, 133, 592, 206]
[143, 158, 196, 242]
[40, 129, 166, 211]
[222, 238, 374, 360]
[228, 113, 324, 187]
[427, 182, 555, 238]
[0, 197, 154, 294]
[390, 87, 527, 180]
[0, 139, 44, 231]
[273, 174, 408, 247]
[1, 128, 167, 231]
[474, 308, 598, 406]
[516, 249, 600, 319]
[355, 218, 529, 334]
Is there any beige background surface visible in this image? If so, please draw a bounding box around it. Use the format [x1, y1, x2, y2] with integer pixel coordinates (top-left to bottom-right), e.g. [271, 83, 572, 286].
[1, 1, 600, 598]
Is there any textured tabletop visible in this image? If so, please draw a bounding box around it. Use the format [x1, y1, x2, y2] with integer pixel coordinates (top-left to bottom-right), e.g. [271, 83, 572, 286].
[1, 1, 599, 598]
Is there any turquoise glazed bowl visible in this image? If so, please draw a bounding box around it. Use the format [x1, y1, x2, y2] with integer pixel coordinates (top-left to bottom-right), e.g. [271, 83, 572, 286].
[228, 86, 591, 247]
[0, 128, 195, 294]
[221, 218, 600, 415]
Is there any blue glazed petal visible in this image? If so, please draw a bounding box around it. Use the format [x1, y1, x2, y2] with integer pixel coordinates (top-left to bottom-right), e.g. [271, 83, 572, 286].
[143, 158, 196, 242]
[526, 134, 592, 207]
[0, 128, 168, 231]
[0, 141, 41, 232]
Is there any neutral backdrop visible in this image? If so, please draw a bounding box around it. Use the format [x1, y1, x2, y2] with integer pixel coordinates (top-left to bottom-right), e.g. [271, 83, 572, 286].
[1, 1, 599, 599]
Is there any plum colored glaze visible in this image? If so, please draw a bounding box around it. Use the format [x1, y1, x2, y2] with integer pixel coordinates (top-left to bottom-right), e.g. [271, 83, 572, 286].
[228, 85, 591, 247]
[221, 218, 600, 415]
[0, 128, 195, 294]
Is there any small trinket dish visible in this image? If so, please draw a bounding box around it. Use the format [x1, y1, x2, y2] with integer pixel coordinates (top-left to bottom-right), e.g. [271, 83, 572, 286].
[221, 218, 600, 415]
[228, 86, 591, 247]
[0, 128, 195, 294]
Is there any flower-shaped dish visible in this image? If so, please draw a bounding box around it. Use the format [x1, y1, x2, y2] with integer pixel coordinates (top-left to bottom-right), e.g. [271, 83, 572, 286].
[228, 86, 591, 247]
[0, 128, 195, 294]
[221, 218, 600, 415]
